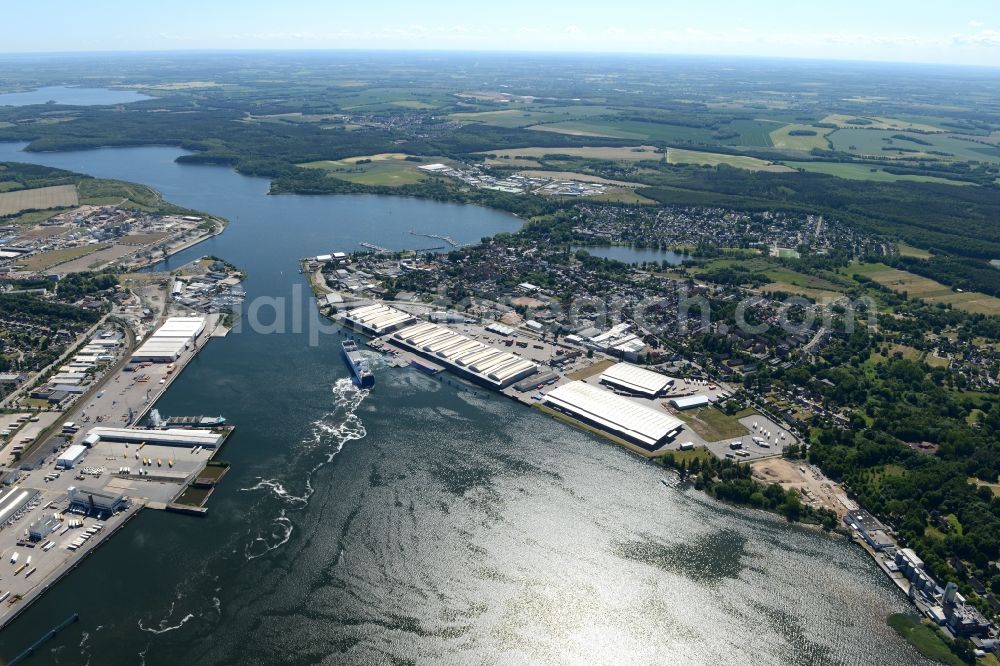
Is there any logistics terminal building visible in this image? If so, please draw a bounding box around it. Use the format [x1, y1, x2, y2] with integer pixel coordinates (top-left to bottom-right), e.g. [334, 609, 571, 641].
[543, 380, 684, 449]
[342, 304, 416, 336]
[131, 316, 207, 363]
[391, 321, 538, 388]
[599, 362, 674, 398]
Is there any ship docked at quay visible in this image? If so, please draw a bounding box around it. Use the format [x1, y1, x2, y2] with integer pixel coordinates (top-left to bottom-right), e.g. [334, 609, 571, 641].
[341, 340, 375, 388]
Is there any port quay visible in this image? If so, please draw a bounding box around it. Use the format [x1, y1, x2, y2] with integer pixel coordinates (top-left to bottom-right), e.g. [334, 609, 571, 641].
[0, 313, 234, 631]
[332, 301, 786, 460]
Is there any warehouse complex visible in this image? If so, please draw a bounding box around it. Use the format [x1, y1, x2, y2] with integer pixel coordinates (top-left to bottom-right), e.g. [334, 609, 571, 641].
[342, 304, 416, 336]
[131, 316, 207, 363]
[391, 322, 539, 388]
[599, 362, 674, 398]
[543, 381, 684, 449]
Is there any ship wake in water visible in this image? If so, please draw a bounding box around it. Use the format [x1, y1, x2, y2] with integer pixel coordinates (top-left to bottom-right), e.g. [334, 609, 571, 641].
[240, 377, 368, 560]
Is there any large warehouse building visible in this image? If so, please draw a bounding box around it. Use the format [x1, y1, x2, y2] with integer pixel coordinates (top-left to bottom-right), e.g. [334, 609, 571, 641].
[87, 426, 226, 449]
[599, 362, 674, 398]
[392, 322, 538, 388]
[543, 381, 684, 449]
[342, 304, 416, 336]
[131, 316, 207, 363]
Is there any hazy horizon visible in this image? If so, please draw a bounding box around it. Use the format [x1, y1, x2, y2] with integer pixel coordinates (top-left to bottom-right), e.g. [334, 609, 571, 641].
[1, 0, 999, 67]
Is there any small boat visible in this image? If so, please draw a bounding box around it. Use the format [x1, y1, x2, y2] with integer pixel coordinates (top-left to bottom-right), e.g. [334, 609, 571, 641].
[342, 340, 375, 388]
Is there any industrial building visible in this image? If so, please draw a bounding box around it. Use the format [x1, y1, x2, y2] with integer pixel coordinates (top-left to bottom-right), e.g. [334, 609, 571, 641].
[342, 304, 416, 335]
[28, 514, 60, 541]
[68, 486, 127, 515]
[56, 444, 88, 469]
[131, 316, 207, 363]
[669, 395, 711, 410]
[392, 322, 538, 388]
[87, 427, 226, 449]
[843, 509, 894, 551]
[542, 381, 684, 449]
[599, 363, 674, 398]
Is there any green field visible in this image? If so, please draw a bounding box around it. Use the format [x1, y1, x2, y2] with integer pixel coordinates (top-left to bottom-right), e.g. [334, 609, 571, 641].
[850, 263, 1000, 315]
[696, 257, 849, 296]
[0, 184, 78, 216]
[668, 148, 793, 172]
[723, 119, 777, 147]
[897, 242, 932, 259]
[886, 614, 965, 666]
[298, 153, 432, 186]
[673, 407, 753, 442]
[829, 129, 1000, 162]
[784, 161, 974, 185]
[769, 124, 832, 151]
[480, 145, 663, 162]
[527, 119, 718, 143]
[451, 105, 620, 129]
[820, 114, 945, 132]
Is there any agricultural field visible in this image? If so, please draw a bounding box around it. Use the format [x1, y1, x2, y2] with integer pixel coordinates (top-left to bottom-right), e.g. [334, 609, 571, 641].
[479, 145, 663, 162]
[850, 263, 1000, 315]
[0, 184, 78, 216]
[667, 148, 794, 172]
[527, 119, 718, 143]
[724, 119, 777, 147]
[783, 161, 973, 185]
[297, 153, 434, 186]
[819, 114, 944, 132]
[829, 129, 1000, 162]
[450, 105, 620, 129]
[334, 87, 451, 110]
[769, 124, 832, 151]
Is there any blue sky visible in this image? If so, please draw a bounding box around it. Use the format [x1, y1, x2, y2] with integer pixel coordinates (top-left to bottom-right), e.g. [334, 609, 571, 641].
[2, 0, 1000, 66]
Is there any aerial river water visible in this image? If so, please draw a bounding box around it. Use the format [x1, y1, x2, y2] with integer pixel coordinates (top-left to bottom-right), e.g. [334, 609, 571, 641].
[0, 143, 932, 665]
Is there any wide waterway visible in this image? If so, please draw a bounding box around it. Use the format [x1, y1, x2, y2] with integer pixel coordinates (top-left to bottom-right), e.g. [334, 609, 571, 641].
[0, 143, 933, 665]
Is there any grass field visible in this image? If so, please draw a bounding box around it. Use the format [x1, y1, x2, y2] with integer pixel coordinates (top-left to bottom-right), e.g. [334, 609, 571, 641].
[783, 161, 974, 185]
[886, 614, 964, 666]
[820, 114, 945, 132]
[590, 190, 657, 204]
[851, 263, 1000, 315]
[566, 359, 617, 380]
[829, 129, 1000, 163]
[674, 407, 752, 442]
[297, 154, 432, 186]
[515, 170, 641, 187]
[897, 242, 932, 259]
[697, 257, 849, 296]
[667, 148, 794, 172]
[480, 145, 663, 163]
[16, 243, 108, 271]
[527, 119, 718, 143]
[0, 184, 78, 216]
[450, 105, 620, 129]
[769, 124, 832, 151]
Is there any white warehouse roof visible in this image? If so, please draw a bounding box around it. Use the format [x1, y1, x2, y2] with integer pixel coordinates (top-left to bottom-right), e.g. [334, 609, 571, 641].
[600, 363, 674, 397]
[392, 322, 537, 388]
[543, 381, 684, 448]
[669, 395, 710, 410]
[88, 427, 225, 448]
